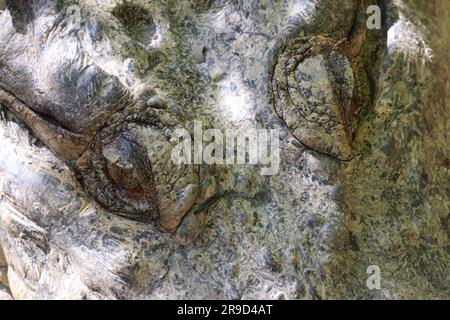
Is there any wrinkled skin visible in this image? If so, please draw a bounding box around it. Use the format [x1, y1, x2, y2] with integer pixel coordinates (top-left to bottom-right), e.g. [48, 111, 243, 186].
[0, 0, 449, 299]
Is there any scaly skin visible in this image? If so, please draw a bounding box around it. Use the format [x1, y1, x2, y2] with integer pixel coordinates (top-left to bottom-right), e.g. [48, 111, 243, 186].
[0, 0, 449, 300]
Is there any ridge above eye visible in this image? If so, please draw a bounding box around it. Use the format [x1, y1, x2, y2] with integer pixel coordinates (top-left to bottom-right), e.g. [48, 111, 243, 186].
[112, 2, 156, 46]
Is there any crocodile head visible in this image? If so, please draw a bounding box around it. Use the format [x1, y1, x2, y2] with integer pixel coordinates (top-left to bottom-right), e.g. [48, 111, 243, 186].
[0, 0, 401, 300]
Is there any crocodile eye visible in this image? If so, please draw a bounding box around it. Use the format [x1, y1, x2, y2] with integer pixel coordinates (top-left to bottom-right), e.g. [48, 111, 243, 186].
[76, 118, 201, 230]
[79, 129, 159, 220]
[271, 37, 358, 160]
[102, 132, 153, 199]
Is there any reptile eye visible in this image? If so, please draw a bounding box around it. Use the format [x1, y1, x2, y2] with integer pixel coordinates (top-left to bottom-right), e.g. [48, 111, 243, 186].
[76, 119, 202, 231]
[271, 37, 358, 160]
[102, 132, 152, 199]
[79, 129, 159, 220]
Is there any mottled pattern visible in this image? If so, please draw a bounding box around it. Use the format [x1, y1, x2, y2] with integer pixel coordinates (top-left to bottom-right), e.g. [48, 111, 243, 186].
[0, 0, 449, 300]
